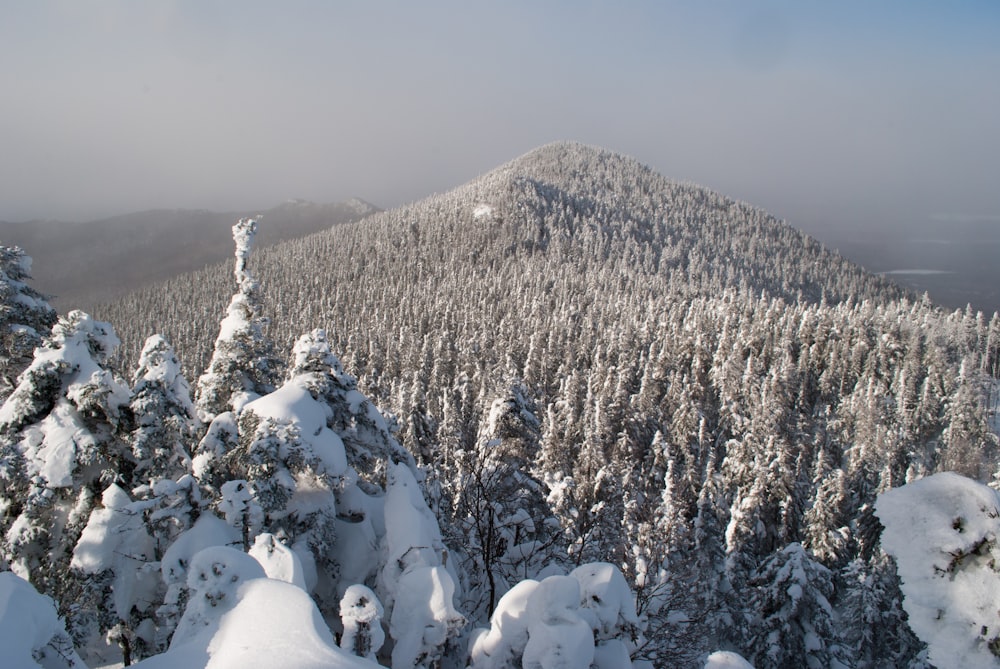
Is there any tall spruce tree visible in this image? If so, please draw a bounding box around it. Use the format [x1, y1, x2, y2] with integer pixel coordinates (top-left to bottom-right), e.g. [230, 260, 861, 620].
[195, 218, 281, 422]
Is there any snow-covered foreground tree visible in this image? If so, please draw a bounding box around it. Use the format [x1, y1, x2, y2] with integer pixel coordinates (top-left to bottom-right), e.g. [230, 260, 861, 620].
[0, 244, 57, 401]
[0, 309, 132, 653]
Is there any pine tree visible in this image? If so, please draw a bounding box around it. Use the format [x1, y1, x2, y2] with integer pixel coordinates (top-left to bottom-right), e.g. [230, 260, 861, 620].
[195, 218, 281, 422]
[129, 335, 199, 485]
[0, 244, 57, 400]
[745, 543, 846, 669]
[0, 310, 131, 650]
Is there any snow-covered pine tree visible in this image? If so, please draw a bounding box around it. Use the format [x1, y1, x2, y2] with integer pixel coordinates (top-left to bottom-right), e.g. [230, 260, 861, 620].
[0, 244, 57, 401]
[0, 310, 131, 650]
[745, 543, 847, 669]
[447, 381, 563, 623]
[130, 335, 199, 486]
[194, 218, 281, 422]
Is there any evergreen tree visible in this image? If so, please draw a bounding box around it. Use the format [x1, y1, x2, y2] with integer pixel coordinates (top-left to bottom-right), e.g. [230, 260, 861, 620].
[745, 543, 846, 669]
[129, 335, 199, 485]
[0, 244, 57, 400]
[195, 218, 281, 422]
[0, 310, 131, 650]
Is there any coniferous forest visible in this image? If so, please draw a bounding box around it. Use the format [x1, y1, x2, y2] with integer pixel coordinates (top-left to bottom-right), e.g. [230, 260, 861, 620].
[3, 143, 1000, 668]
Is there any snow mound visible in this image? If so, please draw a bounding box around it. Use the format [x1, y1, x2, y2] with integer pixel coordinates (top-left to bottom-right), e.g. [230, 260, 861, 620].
[875, 472, 1000, 669]
[249, 533, 307, 589]
[473, 204, 494, 219]
[133, 578, 379, 669]
[171, 545, 267, 646]
[0, 572, 86, 669]
[704, 650, 755, 668]
[523, 575, 595, 669]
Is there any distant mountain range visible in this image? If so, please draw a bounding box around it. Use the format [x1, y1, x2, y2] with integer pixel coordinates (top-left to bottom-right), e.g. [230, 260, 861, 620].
[0, 198, 379, 310]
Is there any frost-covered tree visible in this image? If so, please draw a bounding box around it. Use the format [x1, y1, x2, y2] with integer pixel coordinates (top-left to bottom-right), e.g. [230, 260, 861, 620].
[448, 382, 563, 622]
[70, 483, 159, 664]
[745, 543, 846, 669]
[129, 335, 199, 485]
[339, 584, 385, 662]
[0, 310, 131, 647]
[380, 460, 465, 668]
[470, 571, 623, 669]
[0, 244, 57, 401]
[195, 218, 281, 421]
[839, 555, 926, 669]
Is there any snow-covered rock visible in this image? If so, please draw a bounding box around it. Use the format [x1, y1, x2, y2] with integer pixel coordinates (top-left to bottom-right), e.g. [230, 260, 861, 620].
[875, 471, 1000, 669]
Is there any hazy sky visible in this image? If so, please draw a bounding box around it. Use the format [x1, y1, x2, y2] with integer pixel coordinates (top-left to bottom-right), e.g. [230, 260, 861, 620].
[2, 1, 998, 239]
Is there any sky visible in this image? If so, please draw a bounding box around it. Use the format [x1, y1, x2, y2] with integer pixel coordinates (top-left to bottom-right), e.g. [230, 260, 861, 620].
[1, 0, 998, 241]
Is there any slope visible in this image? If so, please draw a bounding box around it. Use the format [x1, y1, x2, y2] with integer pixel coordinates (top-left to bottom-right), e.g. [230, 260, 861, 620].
[91, 142, 1000, 664]
[97, 142, 906, 377]
[0, 198, 378, 310]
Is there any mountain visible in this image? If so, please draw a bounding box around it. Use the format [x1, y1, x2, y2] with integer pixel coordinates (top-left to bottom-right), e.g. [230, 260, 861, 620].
[0, 198, 379, 310]
[97, 142, 909, 376]
[13, 142, 999, 666]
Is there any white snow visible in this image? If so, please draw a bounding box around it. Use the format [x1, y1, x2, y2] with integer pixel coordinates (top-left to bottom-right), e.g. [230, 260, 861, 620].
[570, 562, 640, 641]
[0, 572, 86, 669]
[249, 533, 307, 590]
[244, 380, 348, 476]
[20, 401, 93, 488]
[875, 472, 1000, 669]
[469, 579, 539, 668]
[380, 461, 448, 595]
[473, 204, 494, 219]
[160, 514, 240, 587]
[132, 578, 380, 669]
[389, 565, 463, 669]
[522, 575, 595, 669]
[704, 650, 755, 668]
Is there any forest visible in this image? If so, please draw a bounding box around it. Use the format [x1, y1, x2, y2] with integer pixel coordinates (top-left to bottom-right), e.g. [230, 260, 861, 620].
[3, 143, 1000, 668]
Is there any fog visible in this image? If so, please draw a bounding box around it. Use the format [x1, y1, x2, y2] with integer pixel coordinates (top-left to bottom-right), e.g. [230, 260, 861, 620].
[2, 1, 998, 249]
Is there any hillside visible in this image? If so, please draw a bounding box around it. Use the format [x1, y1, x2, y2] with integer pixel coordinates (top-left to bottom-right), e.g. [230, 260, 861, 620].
[7, 142, 999, 667]
[98, 142, 908, 377]
[0, 198, 378, 309]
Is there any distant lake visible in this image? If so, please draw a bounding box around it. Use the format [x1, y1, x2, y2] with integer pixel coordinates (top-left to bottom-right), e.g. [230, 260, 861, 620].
[816, 233, 1000, 316]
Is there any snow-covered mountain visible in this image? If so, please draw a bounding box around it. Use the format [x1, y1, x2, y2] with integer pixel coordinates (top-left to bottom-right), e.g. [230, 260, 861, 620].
[3, 143, 1000, 668]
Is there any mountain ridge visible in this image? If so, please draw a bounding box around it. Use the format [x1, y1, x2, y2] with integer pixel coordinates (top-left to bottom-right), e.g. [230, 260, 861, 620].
[0, 198, 380, 309]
